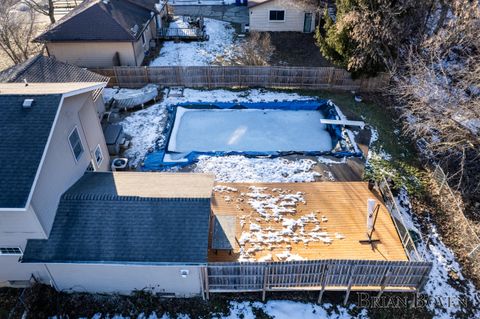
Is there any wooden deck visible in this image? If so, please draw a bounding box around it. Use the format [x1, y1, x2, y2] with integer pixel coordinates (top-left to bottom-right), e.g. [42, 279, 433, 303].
[209, 182, 408, 263]
[157, 27, 207, 41]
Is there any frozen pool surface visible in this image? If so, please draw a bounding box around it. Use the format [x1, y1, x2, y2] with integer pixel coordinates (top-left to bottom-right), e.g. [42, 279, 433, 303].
[168, 108, 333, 153]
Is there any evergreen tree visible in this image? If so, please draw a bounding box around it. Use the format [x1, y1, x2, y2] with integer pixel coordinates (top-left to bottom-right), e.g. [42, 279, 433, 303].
[316, 0, 427, 77]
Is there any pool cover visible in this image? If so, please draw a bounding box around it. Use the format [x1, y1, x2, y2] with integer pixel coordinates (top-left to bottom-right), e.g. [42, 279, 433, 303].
[142, 100, 361, 169]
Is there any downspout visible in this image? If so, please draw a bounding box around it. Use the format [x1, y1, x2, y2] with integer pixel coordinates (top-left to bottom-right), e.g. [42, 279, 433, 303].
[44, 264, 59, 291]
[132, 41, 138, 66]
[44, 43, 51, 57]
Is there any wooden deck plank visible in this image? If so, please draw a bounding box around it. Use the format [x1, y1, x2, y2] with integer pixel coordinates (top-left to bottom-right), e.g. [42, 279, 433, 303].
[209, 182, 408, 263]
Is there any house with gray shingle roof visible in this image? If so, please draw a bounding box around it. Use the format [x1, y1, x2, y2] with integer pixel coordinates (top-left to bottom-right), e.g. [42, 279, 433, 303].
[0, 82, 110, 287]
[21, 172, 214, 295]
[0, 54, 110, 113]
[35, 0, 168, 67]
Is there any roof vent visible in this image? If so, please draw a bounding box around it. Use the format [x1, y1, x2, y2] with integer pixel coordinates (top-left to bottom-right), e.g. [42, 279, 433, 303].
[102, 0, 109, 4]
[22, 99, 34, 109]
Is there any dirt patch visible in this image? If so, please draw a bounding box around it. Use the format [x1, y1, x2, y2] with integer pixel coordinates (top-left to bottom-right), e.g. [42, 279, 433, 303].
[268, 32, 333, 67]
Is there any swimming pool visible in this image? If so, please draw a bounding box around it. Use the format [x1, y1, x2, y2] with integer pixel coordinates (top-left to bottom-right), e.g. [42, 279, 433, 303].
[142, 100, 360, 169]
[168, 108, 333, 153]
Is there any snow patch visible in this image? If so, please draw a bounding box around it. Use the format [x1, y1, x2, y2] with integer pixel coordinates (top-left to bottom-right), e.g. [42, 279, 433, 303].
[150, 17, 237, 66]
[194, 156, 320, 183]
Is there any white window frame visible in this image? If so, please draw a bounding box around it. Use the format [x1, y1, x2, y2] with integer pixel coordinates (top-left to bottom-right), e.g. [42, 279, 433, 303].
[68, 127, 84, 163]
[268, 9, 286, 22]
[94, 144, 104, 168]
[0, 247, 23, 256]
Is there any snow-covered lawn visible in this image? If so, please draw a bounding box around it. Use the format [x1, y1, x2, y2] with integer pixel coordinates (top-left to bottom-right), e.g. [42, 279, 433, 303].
[393, 189, 480, 319]
[193, 156, 320, 182]
[150, 17, 237, 66]
[367, 128, 480, 319]
[89, 300, 368, 319]
[169, 107, 332, 152]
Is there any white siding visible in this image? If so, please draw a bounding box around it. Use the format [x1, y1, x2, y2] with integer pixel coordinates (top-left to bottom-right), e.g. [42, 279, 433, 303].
[47, 42, 137, 68]
[31, 92, 110, 237]
[249, 0, 315, 32]
[0, 255, 48, 285]
[47, 264, 203, 296]
[46, 18, 158, 67]
[0, 206, 48, 286]
[0, 90, 108, 286]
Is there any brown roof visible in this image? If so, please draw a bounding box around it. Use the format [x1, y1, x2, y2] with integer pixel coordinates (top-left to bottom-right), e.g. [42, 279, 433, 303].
[35, 0, 159, 42]
[67, 172, 216, 199]
[0, 55, 109, 84]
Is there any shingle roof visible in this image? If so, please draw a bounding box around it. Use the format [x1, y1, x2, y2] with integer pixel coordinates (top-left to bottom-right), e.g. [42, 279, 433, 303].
[248, 0, 275, 8]
[0, 95, 62, 208]
[35, 0, 159, 42]
[67, 172, 215, 198]
[22, 172, 212, 264]
[0, 55, 109, 84]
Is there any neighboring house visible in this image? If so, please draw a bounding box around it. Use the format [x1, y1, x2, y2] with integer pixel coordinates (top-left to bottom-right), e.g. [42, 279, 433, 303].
[248, 0, 316, 32]
[0, 54, 110, 113]
[0, 82, 110, 287]
[35, 0, 168, 68]
[22, 172, 215, 296]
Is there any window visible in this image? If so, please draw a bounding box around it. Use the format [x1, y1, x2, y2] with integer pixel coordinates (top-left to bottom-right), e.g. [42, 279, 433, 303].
[68, 127, 84, 161]
[141, 33, 146, 47]
[0, 247, 22, 255]
[269, 10, 285, 21]
[94, 145, 103, 167]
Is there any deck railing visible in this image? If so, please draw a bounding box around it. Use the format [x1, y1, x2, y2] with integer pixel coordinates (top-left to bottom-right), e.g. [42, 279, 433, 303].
[204, 259, 432, 302]
[157, 27, 206, 40]
[378, 177, 422, 261]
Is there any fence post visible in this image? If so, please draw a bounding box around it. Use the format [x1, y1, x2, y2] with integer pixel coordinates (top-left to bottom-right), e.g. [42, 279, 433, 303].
[327, 68, 335, 89]
[343, 264, 356, 305]
[317, 264, 329, 303]
[262, 265, 270, 302]
[144, 66, 149, 85]
[377, 267, 391, 298]
[113, 66, 119, 87]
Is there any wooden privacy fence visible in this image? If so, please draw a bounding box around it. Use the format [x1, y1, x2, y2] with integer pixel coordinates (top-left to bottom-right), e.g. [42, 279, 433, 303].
[91, 66, 389, 91]
[205, 259, 431, 303]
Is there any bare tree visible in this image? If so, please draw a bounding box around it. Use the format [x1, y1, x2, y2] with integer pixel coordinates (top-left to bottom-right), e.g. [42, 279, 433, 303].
[24, 0, 56, 24]
[392, 0, 480, 205]
[276, 0, 325, 12]
[0, 0, 42, 64]
[231, 32, 274, 66]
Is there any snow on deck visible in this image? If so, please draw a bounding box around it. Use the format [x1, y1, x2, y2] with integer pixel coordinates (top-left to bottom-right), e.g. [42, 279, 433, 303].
[209, 182, 409, 263]
[168, 107, 333, 153]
